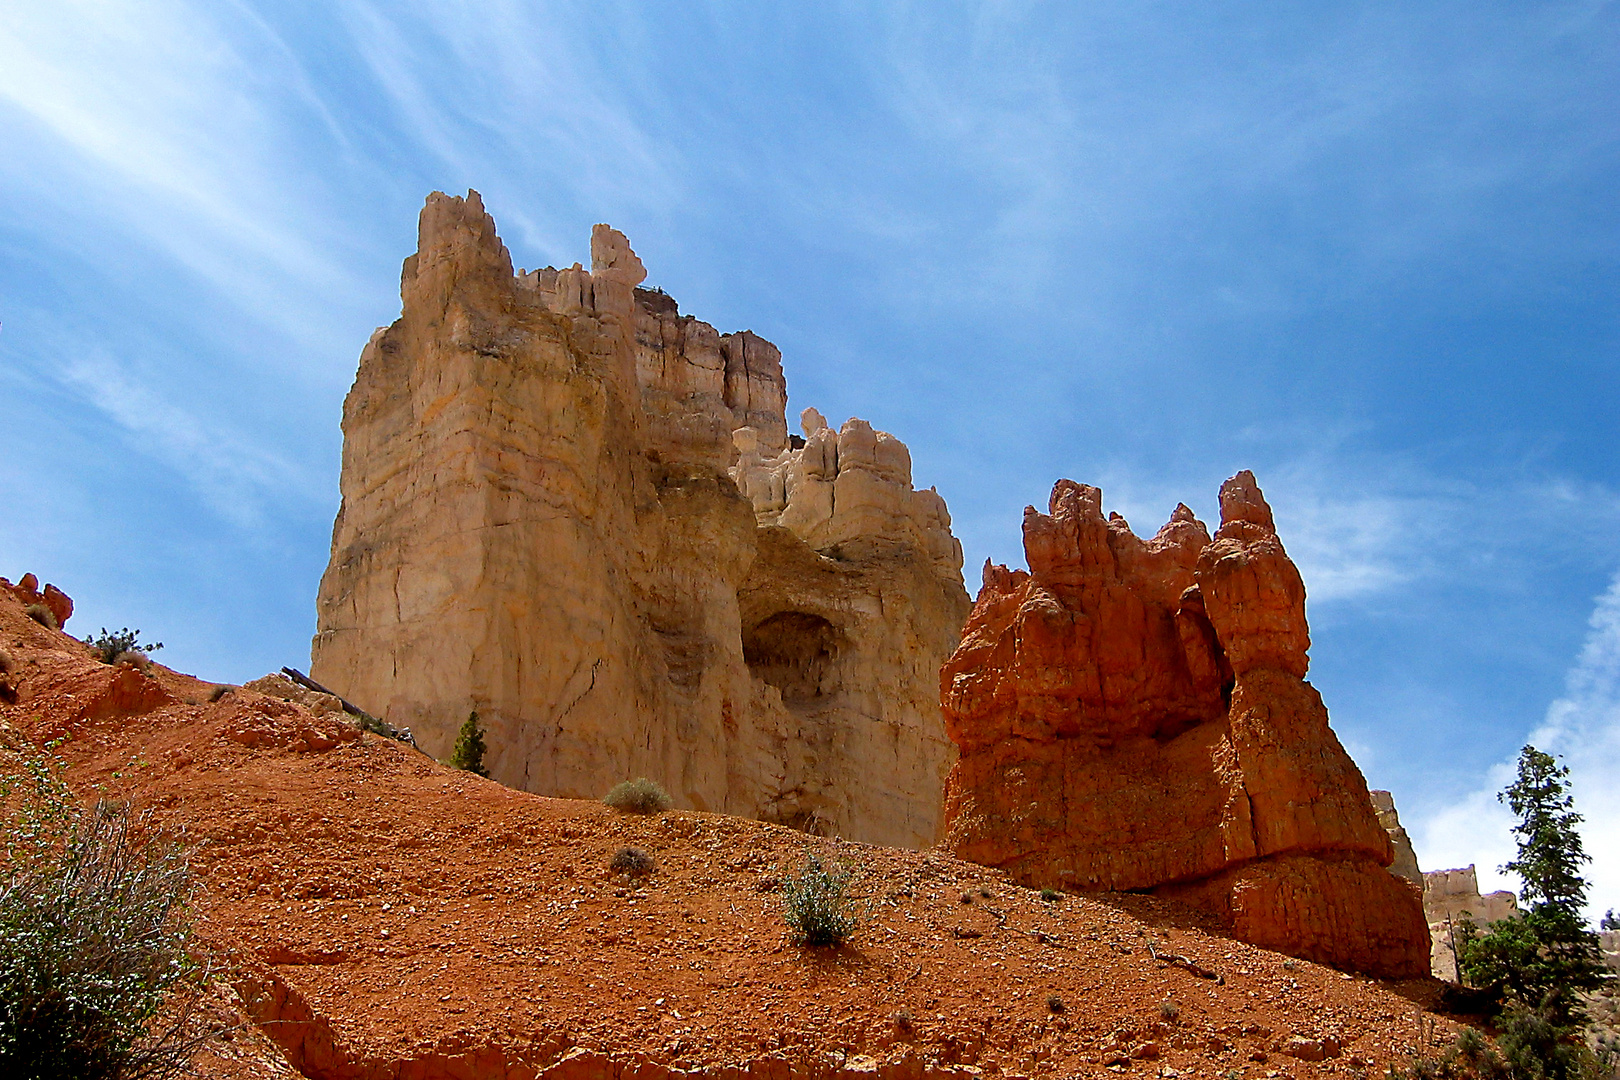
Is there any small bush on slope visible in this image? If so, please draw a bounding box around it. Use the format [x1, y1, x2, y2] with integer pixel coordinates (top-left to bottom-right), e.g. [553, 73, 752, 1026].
[85, 628, 161, 666]
[779, 854, 862, 947]
[603, 777, 671, 814]
[610, 847, 655, 878]
[0, 752, 209, 1079]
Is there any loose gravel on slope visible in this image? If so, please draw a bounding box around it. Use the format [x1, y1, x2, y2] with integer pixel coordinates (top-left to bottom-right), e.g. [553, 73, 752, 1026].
[0, 595, 1467, 1079]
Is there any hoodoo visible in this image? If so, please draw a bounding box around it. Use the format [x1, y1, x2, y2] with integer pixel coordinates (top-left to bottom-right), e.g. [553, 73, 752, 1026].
[311, 191, 970, 848]
[938, 472, 1431, 977]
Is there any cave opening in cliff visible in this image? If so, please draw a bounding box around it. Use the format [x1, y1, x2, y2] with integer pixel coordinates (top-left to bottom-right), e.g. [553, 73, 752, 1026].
[742, 611, 841, 703]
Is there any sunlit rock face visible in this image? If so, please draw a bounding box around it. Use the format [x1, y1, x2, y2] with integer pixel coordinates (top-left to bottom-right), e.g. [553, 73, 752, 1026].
[1370, 790, 1422, 886]
[311, 191, 970, 848]
[938, 472, 1430, 978]
[1422, 865, 1520, 980]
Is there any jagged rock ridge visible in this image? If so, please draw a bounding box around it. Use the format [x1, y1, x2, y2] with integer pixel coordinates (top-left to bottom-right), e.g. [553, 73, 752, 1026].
[311, 192, 970, 848]
[938, 472, 1430, 977]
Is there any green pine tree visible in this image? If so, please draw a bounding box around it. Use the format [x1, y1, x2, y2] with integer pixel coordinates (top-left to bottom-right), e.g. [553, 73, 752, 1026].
[448, 711, 489, 778]
[1458, 745, 1610, 1076]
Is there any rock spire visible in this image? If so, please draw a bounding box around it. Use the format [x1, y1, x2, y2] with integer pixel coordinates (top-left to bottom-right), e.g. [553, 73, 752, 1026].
[938, 472, 1430, 977]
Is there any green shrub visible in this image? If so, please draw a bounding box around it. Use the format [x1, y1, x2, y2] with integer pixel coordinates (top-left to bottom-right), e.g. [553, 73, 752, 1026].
[23, 606, 56, 632]
[1385, 1029, 1510, 1080]
[603, 777, 672, 815]
[0, 754, 208, 1078]
[779, 854, 862, 947]
[610, 847, 655, 878]
[447, 711, 489, 777]
[1039, 887, 1061, 903]
[85, 629, 161, 666]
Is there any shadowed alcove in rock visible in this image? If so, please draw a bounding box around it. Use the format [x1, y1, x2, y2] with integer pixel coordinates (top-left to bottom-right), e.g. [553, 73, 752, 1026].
[741, 611, 843, 703]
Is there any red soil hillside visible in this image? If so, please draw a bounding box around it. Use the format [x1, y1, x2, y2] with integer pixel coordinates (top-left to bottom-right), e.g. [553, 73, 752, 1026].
[0, 585, 1467, 1080]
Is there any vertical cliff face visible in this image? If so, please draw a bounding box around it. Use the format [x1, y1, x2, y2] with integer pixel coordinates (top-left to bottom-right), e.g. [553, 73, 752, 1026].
[939, 472, 1430, 978]
[312, 191, 969, 848]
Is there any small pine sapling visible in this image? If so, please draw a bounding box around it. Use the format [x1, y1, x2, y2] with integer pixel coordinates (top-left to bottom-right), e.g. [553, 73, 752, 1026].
[448, 711, 490, 777]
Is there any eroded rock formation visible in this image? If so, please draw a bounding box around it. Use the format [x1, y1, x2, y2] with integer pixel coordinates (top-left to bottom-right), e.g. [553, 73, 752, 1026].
[2, 572, 73, 629]
[311, 191, 969, 848]
[1370, 791, 1422, 886]
[939, 472, 1430, 977]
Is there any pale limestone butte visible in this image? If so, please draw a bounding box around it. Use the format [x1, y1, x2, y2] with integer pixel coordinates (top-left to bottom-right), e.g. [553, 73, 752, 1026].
[1421, 864, 1519, 981]
[312, 192, 969, 848]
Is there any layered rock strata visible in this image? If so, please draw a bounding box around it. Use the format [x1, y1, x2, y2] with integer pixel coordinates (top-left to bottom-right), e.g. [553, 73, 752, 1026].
[938, 473, 1429, 977]
[312, 191, 969, 848]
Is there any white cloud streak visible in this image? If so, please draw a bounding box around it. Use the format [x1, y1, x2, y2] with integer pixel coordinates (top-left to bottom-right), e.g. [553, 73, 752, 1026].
[1416, 570, 1620, 922]
[60, 349, 316, 528]
[330, 0, 682, 262]
[0, 0, 366, 358]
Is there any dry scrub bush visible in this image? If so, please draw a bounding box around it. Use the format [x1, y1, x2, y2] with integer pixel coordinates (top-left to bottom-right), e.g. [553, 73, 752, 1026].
[779, 854, 863, 947]
[603, 777, 672, 815]
[0, 753, 212, 1079]
[610, 847, 655, 878]
[23, 606, 56, 632]
[85, 629, 161, 666]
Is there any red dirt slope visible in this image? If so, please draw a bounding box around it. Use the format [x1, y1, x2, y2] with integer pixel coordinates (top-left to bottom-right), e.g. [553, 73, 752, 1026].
[0, 586, 1465, 1079]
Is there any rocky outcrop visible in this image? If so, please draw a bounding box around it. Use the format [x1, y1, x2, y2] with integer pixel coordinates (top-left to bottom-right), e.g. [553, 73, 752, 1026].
[311, 192, 969, 848]
[1370, 791, 1422, 885]
[938, 473, 1430, 977]
[1422, 865, 1519, 981]
[1, 573, 73, 629]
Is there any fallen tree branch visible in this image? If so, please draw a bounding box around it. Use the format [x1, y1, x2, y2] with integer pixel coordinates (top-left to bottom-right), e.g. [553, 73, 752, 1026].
[281, 667, 418, 749]
[1147, 940, 1224, 983]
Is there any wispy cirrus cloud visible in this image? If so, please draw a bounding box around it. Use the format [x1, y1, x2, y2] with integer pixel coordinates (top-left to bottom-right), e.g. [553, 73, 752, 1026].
[0, 0, 364, 350]
[58, 347, 318, 528]
[1416, 570, 1620, 921]
[329, 0, 683, 263]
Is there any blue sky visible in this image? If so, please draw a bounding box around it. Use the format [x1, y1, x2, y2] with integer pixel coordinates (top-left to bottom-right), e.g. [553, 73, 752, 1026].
[1, 2, 1616, 916]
